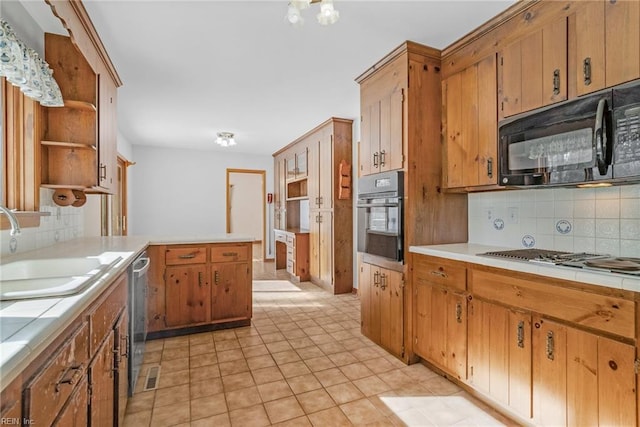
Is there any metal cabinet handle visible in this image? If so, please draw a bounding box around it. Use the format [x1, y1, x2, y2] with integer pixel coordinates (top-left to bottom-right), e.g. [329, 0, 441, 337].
[373, 270, 380, 287]
[222, 252, 238, 257]
[178, 253, 197, 259]
[546, 331, 555, 360]
[583, 57, 592, 86]
[380, 273, 387, 290]
[122, 334, 129, 358]
[319, 196, 323, 206]
[380, 150, 386, 167]
[430, 270, 447, 278]
[517, 320, 525, 349]
[553, 69, 560, 96]
[318, 214, 322, 223]
[455, 302, 462, 323]
[214, 270, 220, 285]
[99, 164, 107, 181]
[55, 365, 84, 392]
[198, 271, 203, 286]
[373, 152, 379, 168]
[487, 157, 493, 178]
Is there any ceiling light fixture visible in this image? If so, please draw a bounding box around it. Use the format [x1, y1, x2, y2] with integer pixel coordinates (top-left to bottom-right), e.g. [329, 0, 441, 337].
[216, 132, 236, 147]
[286, 0, 339, 27]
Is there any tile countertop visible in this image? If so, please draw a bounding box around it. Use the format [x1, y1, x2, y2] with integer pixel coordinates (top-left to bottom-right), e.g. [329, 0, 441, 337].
[409, 243, 640, 294]
[0, 234, 254, 391]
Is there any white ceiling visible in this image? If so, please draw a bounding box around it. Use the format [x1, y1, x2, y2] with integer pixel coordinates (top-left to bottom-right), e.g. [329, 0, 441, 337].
[71, 0, 517, 156]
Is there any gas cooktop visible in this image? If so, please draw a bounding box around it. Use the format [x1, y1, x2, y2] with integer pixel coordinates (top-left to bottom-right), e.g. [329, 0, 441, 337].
[479, 249, 640, 276]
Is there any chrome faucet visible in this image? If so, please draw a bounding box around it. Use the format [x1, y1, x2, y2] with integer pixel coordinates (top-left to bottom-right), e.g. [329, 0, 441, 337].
[0, 206, 21, 236]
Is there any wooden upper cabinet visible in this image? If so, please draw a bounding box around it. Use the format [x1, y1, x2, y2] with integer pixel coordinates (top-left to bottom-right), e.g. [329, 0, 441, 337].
[360, 88, 404, 176]
[499, 17, 567, 119]
[574, 0, 640, 96]
[97, 63, 118, 193]
[286, 148, 308, 181]
[443, 54, 497, 189]
[605, 0, 640, 88]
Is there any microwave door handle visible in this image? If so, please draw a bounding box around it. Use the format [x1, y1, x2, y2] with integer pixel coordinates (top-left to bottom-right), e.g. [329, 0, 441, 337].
[594, 98, 610, 175]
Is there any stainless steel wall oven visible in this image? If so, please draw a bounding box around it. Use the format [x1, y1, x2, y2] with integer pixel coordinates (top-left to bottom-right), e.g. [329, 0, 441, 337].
[357, 171, 404, 263]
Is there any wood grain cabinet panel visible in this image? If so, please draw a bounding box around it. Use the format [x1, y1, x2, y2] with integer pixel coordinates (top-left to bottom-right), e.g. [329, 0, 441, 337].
[148, 242, 253, 335]
[605, 0, 640, 88]
[89, 331, 115, 427]
[443, 53, 498, 189]
[52, 377, 88, 427]
[360, 261, 404, 359]
[114, 310, 129, 426]
[499, 17, 567, 119]
[165, 265, 211, 327]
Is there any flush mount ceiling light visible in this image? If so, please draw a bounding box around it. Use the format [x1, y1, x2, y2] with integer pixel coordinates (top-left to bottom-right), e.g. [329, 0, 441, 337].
[286, 0, 339, 27]
[215, 132, 236, 147]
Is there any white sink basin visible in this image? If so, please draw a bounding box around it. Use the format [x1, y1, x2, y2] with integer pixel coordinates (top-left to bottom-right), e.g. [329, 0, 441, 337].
[0, 257, 122, 301]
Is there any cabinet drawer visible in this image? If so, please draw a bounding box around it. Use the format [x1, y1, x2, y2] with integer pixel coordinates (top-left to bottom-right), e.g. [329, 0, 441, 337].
[211, 245, 250, 263]
[90, 274, 127, 354]
[286, 234, 295, 246]
[413, 256, 467, 291]
[166, 246, 207, 265]
[470, 270, 635, 339]
[23, 321, 89, 427]
[287, 259, 295, 274]
[275, 231, 287, 243]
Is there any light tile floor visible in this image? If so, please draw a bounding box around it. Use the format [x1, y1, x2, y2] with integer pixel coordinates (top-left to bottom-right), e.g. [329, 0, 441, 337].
[124, 262, 515, 427]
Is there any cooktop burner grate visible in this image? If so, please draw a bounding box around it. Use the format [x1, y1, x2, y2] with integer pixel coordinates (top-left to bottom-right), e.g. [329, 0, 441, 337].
[480, 249, 571, 261]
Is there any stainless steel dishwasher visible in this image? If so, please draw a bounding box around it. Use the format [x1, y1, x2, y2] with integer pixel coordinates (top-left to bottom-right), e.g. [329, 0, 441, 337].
[128, 251, 150, 395]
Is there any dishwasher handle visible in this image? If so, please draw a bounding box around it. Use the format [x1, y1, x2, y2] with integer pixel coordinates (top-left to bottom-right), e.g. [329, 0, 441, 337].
[132, 257, 151, 277]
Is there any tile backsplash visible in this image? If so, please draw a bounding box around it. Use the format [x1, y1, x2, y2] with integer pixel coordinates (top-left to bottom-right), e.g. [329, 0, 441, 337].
[1, 188, 85, 257]
[468, 184, 640, 257]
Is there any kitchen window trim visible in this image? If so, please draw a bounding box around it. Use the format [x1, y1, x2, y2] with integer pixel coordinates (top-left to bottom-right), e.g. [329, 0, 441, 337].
[1, 77, 48, 232]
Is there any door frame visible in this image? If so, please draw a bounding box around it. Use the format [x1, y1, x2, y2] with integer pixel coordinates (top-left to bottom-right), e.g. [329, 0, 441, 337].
[225, 168, 266, 260]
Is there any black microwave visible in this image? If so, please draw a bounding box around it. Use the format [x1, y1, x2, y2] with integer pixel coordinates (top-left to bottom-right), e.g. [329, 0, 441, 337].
[499, 80, 640, 187]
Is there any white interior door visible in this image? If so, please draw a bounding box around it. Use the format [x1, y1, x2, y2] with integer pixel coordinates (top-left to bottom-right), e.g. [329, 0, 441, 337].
[227, 169, 265, 260]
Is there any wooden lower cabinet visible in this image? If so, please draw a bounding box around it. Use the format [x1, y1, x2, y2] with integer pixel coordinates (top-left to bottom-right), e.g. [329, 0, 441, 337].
[468, 299, 531, 418]
[412, 253, 639, 426]
[147, 242, 253, 335]
[532, 316, 636, 427]
[414, 282, 467, 380]
[212, 262, 251, 321]
[5, 273, 130, 427]
[165, 265, 211, 327]
[89, 331, 115, 427]
[360, 260, 404, 358]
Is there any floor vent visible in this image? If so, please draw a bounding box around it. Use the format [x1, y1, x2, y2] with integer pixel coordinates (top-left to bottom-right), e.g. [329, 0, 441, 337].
[143, 365, 161, 391]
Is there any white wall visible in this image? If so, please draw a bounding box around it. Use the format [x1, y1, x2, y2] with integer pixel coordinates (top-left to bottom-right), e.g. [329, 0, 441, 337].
[129, 145, 273, 254]
[468, 184, 640, 256]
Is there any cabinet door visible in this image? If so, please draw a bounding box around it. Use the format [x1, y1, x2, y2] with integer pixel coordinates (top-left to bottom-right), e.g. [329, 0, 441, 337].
[446, 291, 467, 380]
[53, 377, 88, 427]
[309, 213, 320, 284]
[445, 55, 496, 189]
[532, 317, 567, 427]
[165, 265, 211, 327]
[379, 88, 403, 172]
[596, 336, 636, 426]
[605, 0, 640, 87]
[379, 269, 403, 357]
[500, 17, 567, 118]
[296, 147, 308, 179]
[114, 310, 129, 425]
[369, 266, 382, 344]
[90, 331, 115, 427]
[212, 263, 251, 321]
[359, 261, 372, 338]
[508, 310, 532, 418]
[97, 67, 118, 193]
[566, 327, 598, 426]
[318, 130, 333, 209]
[468, 298, 491, 393]
[429, 285, 448, 368]
[308, 140, 320, 208]
[414, 278, 433, 360]
[574, 1, 606, 96]
[318, 211, 333, 285]
[359, 102, 374, 177]
[286, 154, 297, 180]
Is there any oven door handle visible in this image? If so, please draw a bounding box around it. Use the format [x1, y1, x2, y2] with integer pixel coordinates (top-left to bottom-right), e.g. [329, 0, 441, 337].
[356, 203, 401, 208]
